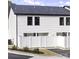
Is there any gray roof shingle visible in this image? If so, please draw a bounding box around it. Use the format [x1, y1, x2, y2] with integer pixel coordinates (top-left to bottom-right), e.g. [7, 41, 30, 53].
[11, 4, 70, 16]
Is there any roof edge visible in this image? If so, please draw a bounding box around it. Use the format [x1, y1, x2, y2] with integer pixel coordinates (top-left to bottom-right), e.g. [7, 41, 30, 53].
[15, 13, 70, 16]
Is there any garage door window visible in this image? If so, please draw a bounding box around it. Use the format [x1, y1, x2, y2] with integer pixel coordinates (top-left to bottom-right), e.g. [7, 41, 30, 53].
[56, 32, 67, 36]
[24, 33, 36, 37]
[37, 33, 48, 36]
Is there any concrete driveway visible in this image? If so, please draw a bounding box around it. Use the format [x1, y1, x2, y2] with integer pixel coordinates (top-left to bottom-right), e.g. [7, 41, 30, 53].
[48, 49, 70, 57]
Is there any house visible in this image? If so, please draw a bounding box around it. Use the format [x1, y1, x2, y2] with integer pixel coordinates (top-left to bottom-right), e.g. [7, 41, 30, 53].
[8, 2, 70, 49]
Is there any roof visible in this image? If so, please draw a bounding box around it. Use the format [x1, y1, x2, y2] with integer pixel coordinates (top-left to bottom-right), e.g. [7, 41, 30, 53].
[11, 4, 70, 16]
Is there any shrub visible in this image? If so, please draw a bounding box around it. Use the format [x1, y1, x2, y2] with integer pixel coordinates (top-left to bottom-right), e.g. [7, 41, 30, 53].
[33, 48, 39, 53]
[33, 48, 44, 54]
[23, 47, 29, 51]
[11, 45, 17, 50]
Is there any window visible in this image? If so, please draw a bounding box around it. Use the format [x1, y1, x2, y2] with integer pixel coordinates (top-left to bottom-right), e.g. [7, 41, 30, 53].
[35, 17, 40, 25]
[57, 32, 62, 36]
[56, 32, 67, 36]
[66, 17, 70, 25]
[24, 33, 36, 37]
[27, 17, 32, 25]
[60, 17, 64, 25]
[62, 32, 67, 36]
[68, 32, 70, 36]
[37, 33, 48, 36]
[33, 33, 36, 36]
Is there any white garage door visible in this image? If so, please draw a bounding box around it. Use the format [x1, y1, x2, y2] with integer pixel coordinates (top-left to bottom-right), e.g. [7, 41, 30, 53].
[31, 37, 41, 47]
[19, 36, 57, 48]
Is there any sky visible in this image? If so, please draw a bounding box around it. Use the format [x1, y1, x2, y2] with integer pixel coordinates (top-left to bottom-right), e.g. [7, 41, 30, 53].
[11, 0, 70, 6]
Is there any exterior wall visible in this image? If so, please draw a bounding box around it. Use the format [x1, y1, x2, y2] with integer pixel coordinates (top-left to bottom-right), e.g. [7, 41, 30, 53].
[17, 15, 70, 49]
[17, 15, 70, 34]
[8, 8, 16, 45]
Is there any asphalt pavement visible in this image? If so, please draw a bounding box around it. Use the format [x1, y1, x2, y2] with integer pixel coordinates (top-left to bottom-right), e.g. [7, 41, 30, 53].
[8, 53, 33, 59]
[8, 50, 69, 59]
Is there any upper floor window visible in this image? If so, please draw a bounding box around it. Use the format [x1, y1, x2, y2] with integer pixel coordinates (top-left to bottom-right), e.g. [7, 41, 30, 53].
[27, 17, 32, 25]
[35, 17, 40, 25]
[66, 17, 70, 25]
[60, 17, 64, 26]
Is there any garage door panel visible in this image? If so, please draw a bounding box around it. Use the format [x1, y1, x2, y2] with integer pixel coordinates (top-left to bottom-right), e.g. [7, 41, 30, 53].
[31, 37, 41, 47]
[41, 36, 47, 47]
[46, 36, 55, 47]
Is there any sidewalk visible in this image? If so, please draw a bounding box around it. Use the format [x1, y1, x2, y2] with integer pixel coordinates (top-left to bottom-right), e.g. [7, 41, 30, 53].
[8, 50, 69, 59]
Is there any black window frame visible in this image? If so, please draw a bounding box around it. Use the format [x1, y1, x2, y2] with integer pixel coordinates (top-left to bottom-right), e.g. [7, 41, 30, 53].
[66, 17, 70, 25]
[35, 17, 40, 25]
[60, 17, 64, 26]
[27, 17, 33, 25]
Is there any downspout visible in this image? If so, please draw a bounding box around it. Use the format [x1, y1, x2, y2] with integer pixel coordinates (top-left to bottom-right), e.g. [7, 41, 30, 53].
[16, 15, 18, 47]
